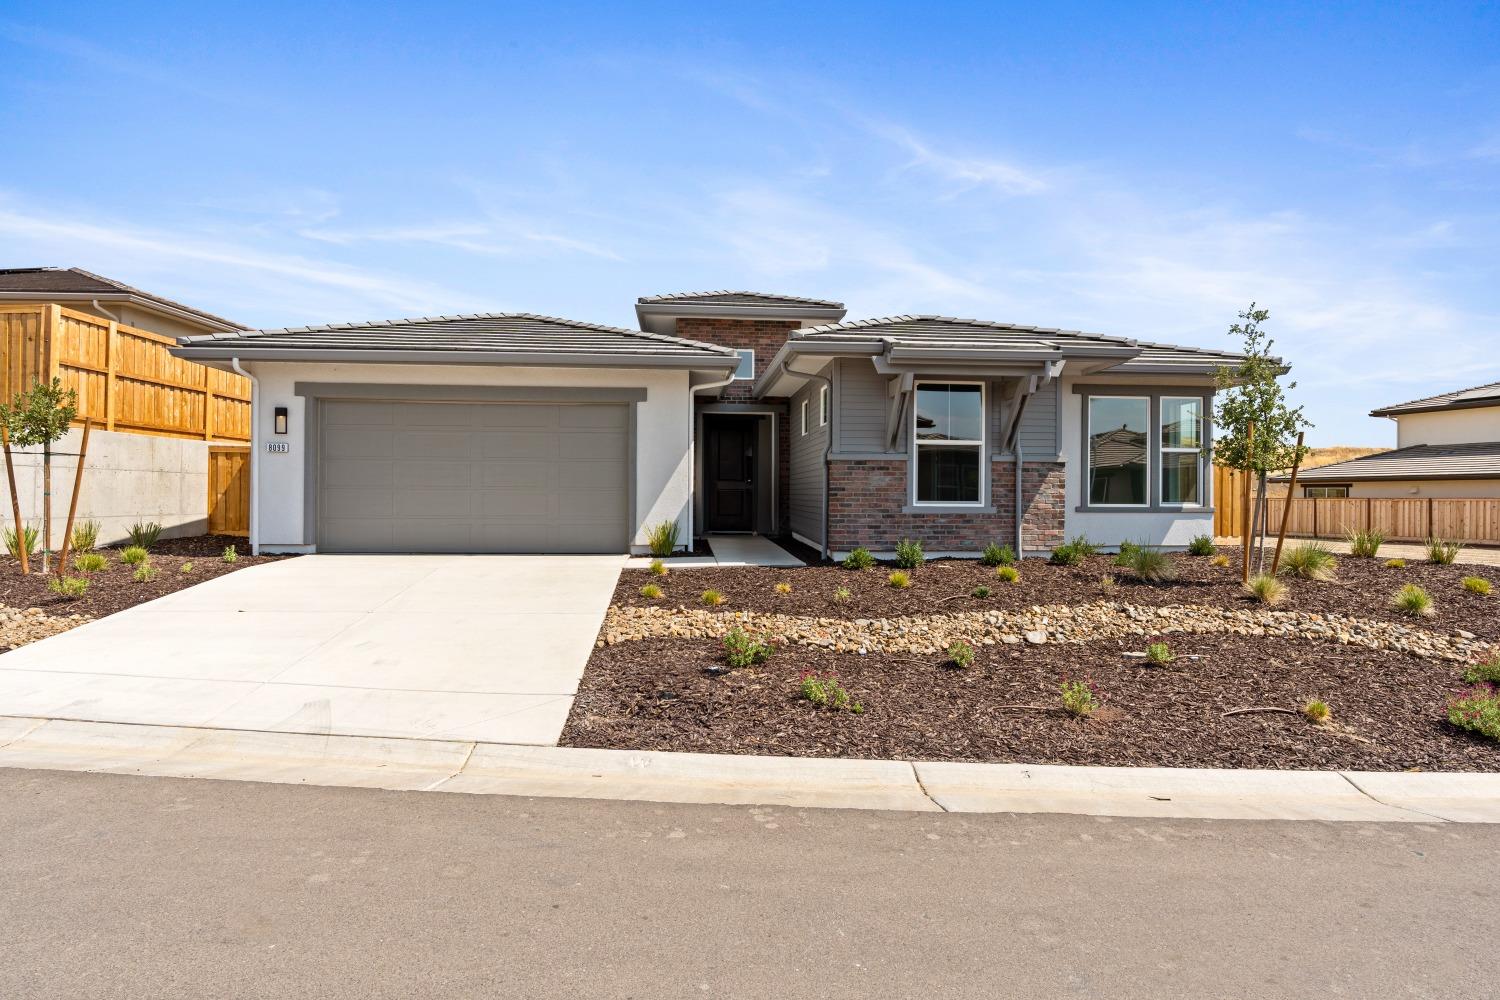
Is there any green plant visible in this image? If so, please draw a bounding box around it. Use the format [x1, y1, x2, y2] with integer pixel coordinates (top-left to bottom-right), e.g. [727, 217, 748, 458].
[1462, 650, 1500, 685]
[2, 523, 38, 559]
[644, 519, 680, 558]
[1098, 574, 1118, 593]
[1186, 534, 1216, 557]
[1392, 583, 1434, 617]
[1112, 541, 1142, 567]
[1447, 685, 1500, 743]
[887, 570, 911, 589]
[69, 519, 100, 552]
[1426, 537, 1462, 565]
[1122, 544, 1176, 583]
[699, 589, 725, 607]
[119, 545, 149, 566]
[1462, 576, 1492, 596]
[1210, 553, 1231, 568]
[980, 543, 1015, 567]
[639, 583, 663, 599]
[842, 546, 876, 570]
[799, 671, 859, 712]
[1281, 542, 1337, 581]
[133, 562, 157, 583]
[46, 575, 89, 598]
[1244, 573, 1287, 606]
[648, 558, 668, 577]
[970, 584, 992, 599]
[893, 538, 925, 569]
[1050, 535, 1097, 566]
[947, 640, 975, 669]
[1145, 641, 1174, 664]
[774, 582, 793, 595]
[1303, 699, 1331, 724]
[723, 628, 773, 668]
[72, 552, 107, 574]
[833, 586, 852, 602]
[1384, 558, 1406, 569]
[1345, 528, 1384, 558]
[995, 565, 1021, 584]
[222, 545, 238, 563]
[179, 562, 194, 573]
[1060, 677, 1102, 718]
[1, 377, 78, 572]
[127, 521, 163, 549]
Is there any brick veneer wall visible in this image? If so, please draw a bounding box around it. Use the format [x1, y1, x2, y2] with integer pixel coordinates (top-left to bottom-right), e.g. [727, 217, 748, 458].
[675, 317, 802, 402]
[826, 458, 1067, 555]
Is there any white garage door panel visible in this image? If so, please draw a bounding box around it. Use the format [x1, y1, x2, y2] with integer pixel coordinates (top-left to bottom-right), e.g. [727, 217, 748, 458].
[318, 399, 629, 554]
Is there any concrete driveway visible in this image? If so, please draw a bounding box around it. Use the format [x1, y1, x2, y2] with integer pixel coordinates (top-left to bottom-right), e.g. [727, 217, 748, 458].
[0, 555, 623, 744]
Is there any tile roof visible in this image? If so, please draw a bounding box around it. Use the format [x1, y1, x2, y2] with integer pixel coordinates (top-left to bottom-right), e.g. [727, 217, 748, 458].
[0, 267, 246, 329]
[637, 290, 845, 309]
[1370, 380, 1500, 417]
[1287, 442, 1500, 482]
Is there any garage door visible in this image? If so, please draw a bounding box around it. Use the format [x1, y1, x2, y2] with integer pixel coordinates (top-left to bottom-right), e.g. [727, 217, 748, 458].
[318, 399, 629, 553]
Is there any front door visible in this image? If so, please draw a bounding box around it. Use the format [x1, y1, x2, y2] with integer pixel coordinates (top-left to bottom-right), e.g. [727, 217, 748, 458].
[704, 417, 757, 532]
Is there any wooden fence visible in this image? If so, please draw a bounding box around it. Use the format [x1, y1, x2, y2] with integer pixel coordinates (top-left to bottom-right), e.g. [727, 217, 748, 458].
[207, 446, 251, 536]
[0, 303, 250, 442]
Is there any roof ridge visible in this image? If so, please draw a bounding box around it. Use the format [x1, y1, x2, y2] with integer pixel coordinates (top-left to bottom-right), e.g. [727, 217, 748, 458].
[638, 290, 845, 308]
[1374, 378, 1500, 413]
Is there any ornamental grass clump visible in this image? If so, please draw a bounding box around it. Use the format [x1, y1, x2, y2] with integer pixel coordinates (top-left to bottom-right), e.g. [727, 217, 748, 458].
[1112, 541, 1141, 568]
[1244, 573, 1287, 606]
[639, 583, 663, 600]
[70, 520, 100, 553]
[133, 562, 157, 583]
[46, 575, 89, 599]
[833, 585, 852, 603]
[887, 570, 911, 589]
[222, 545, 238, 563]
[1281, 542, 1337, 581]
[2, 524, 38, 559]
[894, 538, 925, 569]
[648, 559, 668, 577]
[1384, 558, 1406, 569]
[980, 542, 1015, 567]
[970, 584, 992, 598]
[1346, 528, 1385, 558]
[1426, 537, 1462, 565]
[1210, 553, 1231, 568]
[774, 582, 793, 595]
[1392, 583, 1434, 617]
[1302, 699, 1332, 724]
[127, 521, 162, 549]
[1098, 574, 1118, 594]
[946, 640, 975, 669]
[1186, 534, 1216, 556]
[1050, 535, 1097, 566]
[119, 545, 149, 566]
[1060, 677, 1102, 718]
[699, 589, 726, 607]
[1122, 544, 1176, 583]
[842, 547, 875, 570]
[995, 565, 1021, 584]
[1462, 576, 1492, 596]
[722, 628, 772, 668]
[645, 519, 680, 558]
[799, 671, 862, 713]
[72, 552, 107, 574]
[1447, 686, 1500, 743]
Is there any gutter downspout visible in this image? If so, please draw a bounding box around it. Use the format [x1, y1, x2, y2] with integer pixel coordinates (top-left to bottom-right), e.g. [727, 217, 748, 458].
[91, 299, 122, 323]
[688, 369, 740, 552]
[782, 358, 835, 562]
[231, 357, 260, 555]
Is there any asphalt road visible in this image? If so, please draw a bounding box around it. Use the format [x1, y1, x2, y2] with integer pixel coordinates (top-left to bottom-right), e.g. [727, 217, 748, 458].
[3, 768, 1496, 999]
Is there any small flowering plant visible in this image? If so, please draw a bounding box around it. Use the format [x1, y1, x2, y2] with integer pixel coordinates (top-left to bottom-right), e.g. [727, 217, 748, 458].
[1060, 675, 1102, 718]
[1448, 684, 1500, 742]
[799, 671, 863, 714]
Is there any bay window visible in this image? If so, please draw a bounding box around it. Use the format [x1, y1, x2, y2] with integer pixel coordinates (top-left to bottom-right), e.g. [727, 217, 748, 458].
[913, 382, 984, 505]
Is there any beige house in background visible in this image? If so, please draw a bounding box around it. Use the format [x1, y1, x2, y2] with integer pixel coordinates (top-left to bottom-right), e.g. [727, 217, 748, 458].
[1287, 380, 1500, 498]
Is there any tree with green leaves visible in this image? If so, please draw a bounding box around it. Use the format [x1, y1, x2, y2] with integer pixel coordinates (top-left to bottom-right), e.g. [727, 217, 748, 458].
[0, 379, 78, 573]
[1213, 304, 1311, 572]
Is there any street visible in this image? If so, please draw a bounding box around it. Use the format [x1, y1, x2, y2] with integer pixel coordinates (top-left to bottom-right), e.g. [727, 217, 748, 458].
[2, 767, 1495, 999]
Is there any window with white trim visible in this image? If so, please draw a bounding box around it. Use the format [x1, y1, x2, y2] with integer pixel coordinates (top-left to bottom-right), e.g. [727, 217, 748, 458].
[1087, 396, 1149, 506]
[819, 384, 830, 426]
[1159, 396, 1203, 505]
[912, 382, 984, 505]
[1304, 485, 1350, 498]
[732, 349, 755, 381]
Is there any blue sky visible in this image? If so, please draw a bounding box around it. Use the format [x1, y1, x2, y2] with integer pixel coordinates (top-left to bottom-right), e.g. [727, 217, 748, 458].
[2, 2, 1497, 445]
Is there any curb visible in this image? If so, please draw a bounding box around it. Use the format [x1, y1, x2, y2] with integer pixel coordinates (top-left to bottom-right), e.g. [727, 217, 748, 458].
[2, 715, 1497, 822]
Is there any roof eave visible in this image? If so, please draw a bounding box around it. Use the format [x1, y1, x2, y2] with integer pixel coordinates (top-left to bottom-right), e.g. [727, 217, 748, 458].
[0, 290, 247, 332]
[168, 346, 739, 371]
[1370, 398, 1500, 418]
[635, 300, 847, 332]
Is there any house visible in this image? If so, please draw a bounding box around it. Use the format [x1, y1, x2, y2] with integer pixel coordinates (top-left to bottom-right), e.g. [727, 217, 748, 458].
[0, 267, 246, 339]
[1286, 380, 1500, 499]
[169, 291, 1245, 557]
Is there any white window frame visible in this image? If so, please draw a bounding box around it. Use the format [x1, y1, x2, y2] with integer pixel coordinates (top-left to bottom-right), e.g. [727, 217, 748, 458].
[911, 380, 986, 508]
[1304, 485, 1350, 498]
[732, 349, 755, 381]
[819, 384, 830, 426]
[1159, 395, 1204, 507]
[1086, 394, 1151, 509]
[800, 398, 809, 435]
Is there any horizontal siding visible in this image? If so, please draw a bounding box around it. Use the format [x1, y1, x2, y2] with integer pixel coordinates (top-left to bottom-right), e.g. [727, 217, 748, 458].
[789, 381, 828, 544]
[1017, 378, 1059, 456]
[837, 357, 892, 453]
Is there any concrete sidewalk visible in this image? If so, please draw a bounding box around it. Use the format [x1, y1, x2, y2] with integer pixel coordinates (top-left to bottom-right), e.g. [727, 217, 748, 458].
[4, 714, 1497, 822]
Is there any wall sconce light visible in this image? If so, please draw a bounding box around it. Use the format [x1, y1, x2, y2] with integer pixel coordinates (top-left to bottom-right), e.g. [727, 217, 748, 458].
[273, 406, 289, 435]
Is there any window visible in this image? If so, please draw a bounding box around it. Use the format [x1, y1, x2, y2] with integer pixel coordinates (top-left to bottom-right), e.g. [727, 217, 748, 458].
[1304, 485, 1350, 498]
[732, 349, 755, 381]
[913, 382, 984, 505]
[1159, 396, 1203, 505]
[800, 398, 809, 435]
[1087, 396, 1149, 506]
[819, 385, 830, 426]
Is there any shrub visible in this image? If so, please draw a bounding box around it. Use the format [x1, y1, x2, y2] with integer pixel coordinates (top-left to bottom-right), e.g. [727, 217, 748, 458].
[774, 582, 793, 595]
[1112, 541, 1142, 568]
[72, 552, 108, 574]
[894, 538, 925, 569]
[648, 559, 668, 577]
[833, 586, 852, 602]
[970, 584, 992, 599]
[699, 589, 725, 607]
[119, 546, 149, 566]
[799, 671, 861, 712]
[995, 565, 1021, 584]
[127, 521, 163, 549]
[1462, 576, 1492, 596]
[1145, 641, 1173, 664]
[1186, 534, 1216, 557]
[1098, 574, 1118, 594]
[1244, 573, 1287, 606]
[1281, 542, 1337, 581]
[1060, 677, 1101, 718]
[1426, 537, 1462, 565]
[133, 563, 157, 583]
[1462, 650, 1500, 685]
[645, 520, 680, 558]
[1209, 553, 1231, 568]
[1123, 545, 1176, 583]
[1447, 685, 1500, 742]
[70, 519, 100, 552]
[842, 547, 875, 571]
[887, 570, 911, 589]
[947, 640, 975, 669]
[46, 575, 89, 599]
[723, 628, 772, 668]
[639, 583, 663, 600]
[1346, 528, 1384, 558]
[980, 542, 1016, 567]
[1392, 583, 1434, 617]
[222, 545, 238, 563]
[1384, 558, 1406, 569]
[179, 562, 194, 573]
[2, 523, 38, 559]
[1303, 699, 1332, 724]
[1050, 535, 1097, 566]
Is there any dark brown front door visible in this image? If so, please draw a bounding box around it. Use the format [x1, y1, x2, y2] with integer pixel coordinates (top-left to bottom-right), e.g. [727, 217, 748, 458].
[705, 417, 756, 532]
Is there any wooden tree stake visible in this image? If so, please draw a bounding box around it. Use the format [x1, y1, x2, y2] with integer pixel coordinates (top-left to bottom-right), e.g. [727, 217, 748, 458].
[1240, 421, 1255, 584]
[1269, 430, 1305, 577]
[56, 418, 91, 576]
[1, 424, 27, 576]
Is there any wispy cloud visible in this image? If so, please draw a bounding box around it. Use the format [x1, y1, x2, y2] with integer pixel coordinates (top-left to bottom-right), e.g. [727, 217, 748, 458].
[299, 219, 624, 261]
[860, 119, 1048, 195]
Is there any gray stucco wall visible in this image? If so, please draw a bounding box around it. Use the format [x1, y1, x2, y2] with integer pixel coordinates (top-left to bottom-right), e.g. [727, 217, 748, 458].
[789, 380, 828, 545]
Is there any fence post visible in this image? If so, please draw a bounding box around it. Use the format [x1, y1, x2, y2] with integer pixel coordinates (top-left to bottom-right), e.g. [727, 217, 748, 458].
[1312, 497, 1318, 539]
[104, 321, 117, 431]
[1427, 497, 1435, 540]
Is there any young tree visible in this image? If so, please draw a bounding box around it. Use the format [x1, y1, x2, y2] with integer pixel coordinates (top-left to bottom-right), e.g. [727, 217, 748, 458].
[0, 379, 78, 574]
[1213, 304, 1311, 573]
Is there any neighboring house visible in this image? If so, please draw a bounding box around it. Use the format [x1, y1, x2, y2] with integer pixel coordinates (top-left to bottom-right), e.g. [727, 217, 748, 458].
[170, 292, 1244, 557]
[1286, 381, 1500, 499]
[0, 266, 246, 339]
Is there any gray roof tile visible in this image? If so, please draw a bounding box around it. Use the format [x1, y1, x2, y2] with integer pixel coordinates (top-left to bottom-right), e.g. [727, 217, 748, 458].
[0, 267, 247, 329]
[1370, 380, 1500, 417]
[638, 290, 845, 309]
[1288, 442, 1500, 482]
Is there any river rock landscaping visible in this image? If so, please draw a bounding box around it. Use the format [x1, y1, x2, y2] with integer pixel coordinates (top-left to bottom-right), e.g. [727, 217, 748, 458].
[562, 545, 1500, 771]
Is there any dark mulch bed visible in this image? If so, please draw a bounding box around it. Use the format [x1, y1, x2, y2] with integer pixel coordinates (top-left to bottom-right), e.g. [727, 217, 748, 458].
[615, 546, 1500, 643]
[0, 535, 289, 623]
[562, 634, 1500, 771]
